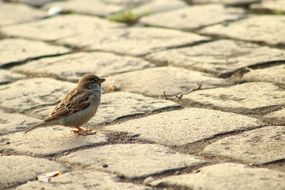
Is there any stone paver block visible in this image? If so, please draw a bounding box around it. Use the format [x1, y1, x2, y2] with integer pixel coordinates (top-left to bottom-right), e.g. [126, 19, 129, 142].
[0, 39, 69, 67]
[58, 27, 209, 56]
[0, 110, 40, 135]
[1, 14, 122, 41]
[264, 108, 285, 125]
[105, 108, 262, 146]
[12, 52, 153, 81]
[0, 156, 65, 189]
[60, 144, 205, 178]
[0, 3, 46, 26]
[0, 78, 74, 113]
[34, 92, 180, 126]
[150, 163, 285, 190]
[146, 40, 285, 77]
[0, 126, 107, 156]
[104, 67, 229, 97]
[16, 170, 149, 190]
[203, 126, 285, 164]
[201, 16, 285, 46]
[185, 82, 285, 113]
[0, 69, 24, 84]
[251, 0, 285, 14]
[243, 64, 285, 85]
[141, 4, 245, 30]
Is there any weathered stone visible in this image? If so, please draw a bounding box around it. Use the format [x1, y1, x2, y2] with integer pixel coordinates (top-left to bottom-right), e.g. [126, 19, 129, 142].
[58, 27, 209, 56]
[16, 170, 149, 190]
[185, 82, 285, 113]
[0, 156, 65, 189]
[0, 78, 74, 113]
[141, 5, 245, 30]
[60, 144, 205, 178]
[131, 0, 186, 16]
[104, 67, 229, 97]
[0, 70, 24, 85]
[1, 14, 122, 41]
[201, 16, 285, 46]
[251, 0, 285, 14]
[264, 108, 285, 125]
[203, 126, 285, 164]
[190, 0, 259, 6]
[0, 39, 69, 67]
[34, 92, 180, 126]
[0, 3, 45, 26]
[12, 52, 153, 81]
[151, 163, 285, 190]
[105, 108, 262, 146]
[146, 40, 285, 77]
[243, 64, 285, 85]
[0, 110, 39, 135]
[0, 126, 107, 156]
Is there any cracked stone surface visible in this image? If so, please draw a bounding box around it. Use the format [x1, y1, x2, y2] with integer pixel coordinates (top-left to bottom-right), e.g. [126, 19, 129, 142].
[0, 2, 46, 26]
[60, 144, 205, 178]
[203, 126, 285, 164]
[242, 64, 285, 85]
[104, 67, 229, 97]
[150, 163, 285, 190]
[34, 92, 180, 126]
[58, 27, 209, 56]
[251, 0, 285, 13]
[147, 40, 285, 77]
[16, 170, 150, 190]
[185, 82, 285, 113]
[0, 155, 65, 189]
[141, 4, 245, 30]
[0, 78, 74, 113]
[264, 108, 285, 125]
[0, 110, 39, 135]
[0, 126, 107, 156]
[0, 39, 69, 67]
[0, 70, 24, 84]
[105, 108, 262, 146]
[201, 15, 285, 46]
[12, 52, 154, 81]
[1, 14, 122, 41]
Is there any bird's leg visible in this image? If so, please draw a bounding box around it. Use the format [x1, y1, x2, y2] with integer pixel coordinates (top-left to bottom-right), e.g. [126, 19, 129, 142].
[71, 127, 96, 136]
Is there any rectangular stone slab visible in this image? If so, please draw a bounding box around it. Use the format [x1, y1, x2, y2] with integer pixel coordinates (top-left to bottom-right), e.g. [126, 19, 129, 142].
[203, 126, 285, 164]
[146, 40, 285, 77]
[105, 108, 262, 146]
[60, 144, 205, 178]
[150, 163, 285, 190]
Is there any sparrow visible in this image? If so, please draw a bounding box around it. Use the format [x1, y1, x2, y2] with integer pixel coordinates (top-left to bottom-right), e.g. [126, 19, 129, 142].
[24, 74, 105, 135]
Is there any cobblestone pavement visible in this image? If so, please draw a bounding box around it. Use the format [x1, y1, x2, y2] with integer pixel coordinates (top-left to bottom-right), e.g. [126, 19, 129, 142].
[0, 0, 285, 189]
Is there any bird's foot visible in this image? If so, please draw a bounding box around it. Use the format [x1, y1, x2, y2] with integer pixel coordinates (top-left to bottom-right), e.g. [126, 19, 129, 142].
[71, 127, 96, 136]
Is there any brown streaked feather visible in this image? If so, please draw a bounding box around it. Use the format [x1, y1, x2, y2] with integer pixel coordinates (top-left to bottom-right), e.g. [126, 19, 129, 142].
[45, 88, 91, 122]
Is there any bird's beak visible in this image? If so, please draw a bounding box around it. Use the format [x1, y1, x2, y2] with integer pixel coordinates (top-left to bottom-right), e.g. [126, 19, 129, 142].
[99, 78, 106, 84]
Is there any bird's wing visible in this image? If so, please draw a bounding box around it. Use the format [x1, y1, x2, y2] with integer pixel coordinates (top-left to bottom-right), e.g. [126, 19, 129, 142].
[45, 88, 91, 122]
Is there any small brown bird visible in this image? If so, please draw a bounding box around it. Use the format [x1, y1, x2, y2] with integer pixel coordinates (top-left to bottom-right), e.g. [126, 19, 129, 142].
[24, 74, 105, 135]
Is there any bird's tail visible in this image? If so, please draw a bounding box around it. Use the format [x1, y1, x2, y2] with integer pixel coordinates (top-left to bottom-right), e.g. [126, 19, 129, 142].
[24, 121, 48, 134]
